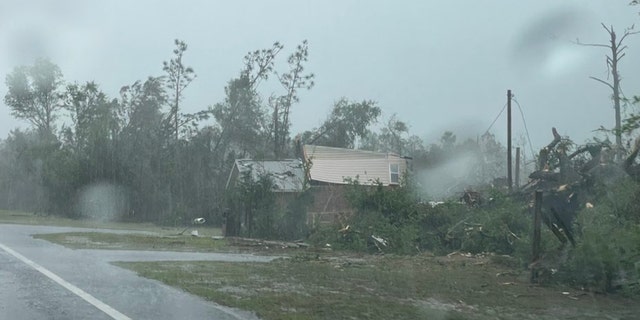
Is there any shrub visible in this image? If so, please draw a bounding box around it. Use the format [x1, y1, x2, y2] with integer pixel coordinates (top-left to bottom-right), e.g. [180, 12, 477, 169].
[227, 171, 312, 241]
[309, 170, 640, 296]
[555, 204, 640, 294]
[325, 177, 532, 256]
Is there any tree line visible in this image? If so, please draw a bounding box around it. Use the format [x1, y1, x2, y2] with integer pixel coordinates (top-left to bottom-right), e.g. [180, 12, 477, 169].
[0, 39, 507, 225]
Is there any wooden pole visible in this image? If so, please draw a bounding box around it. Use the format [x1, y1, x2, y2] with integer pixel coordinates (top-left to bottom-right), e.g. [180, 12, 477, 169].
[507, 90, 513, 192]
[531, 190, 543, 283]
[515, 147, 521, 189]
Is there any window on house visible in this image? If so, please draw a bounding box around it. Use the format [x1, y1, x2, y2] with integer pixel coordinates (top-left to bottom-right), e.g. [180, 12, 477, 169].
[389, 163, 400, 184]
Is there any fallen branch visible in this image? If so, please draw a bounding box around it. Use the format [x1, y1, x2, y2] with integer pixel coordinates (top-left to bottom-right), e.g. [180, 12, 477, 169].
[225, 237, 310, 248]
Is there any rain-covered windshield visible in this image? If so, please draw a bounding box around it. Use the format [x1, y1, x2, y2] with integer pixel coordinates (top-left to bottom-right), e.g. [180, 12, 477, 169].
[1, 2, 640, 319]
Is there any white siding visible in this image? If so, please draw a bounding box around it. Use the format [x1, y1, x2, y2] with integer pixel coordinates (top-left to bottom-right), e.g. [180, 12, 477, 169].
[304, 145, 408, 186]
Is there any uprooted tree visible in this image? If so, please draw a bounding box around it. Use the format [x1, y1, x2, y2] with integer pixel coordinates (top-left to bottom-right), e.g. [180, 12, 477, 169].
[519, 127, 640, 243]
[517, 127, 640, 289]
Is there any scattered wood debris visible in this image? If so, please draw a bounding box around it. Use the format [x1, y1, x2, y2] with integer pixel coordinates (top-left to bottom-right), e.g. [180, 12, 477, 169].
[224, 236, 310, 249]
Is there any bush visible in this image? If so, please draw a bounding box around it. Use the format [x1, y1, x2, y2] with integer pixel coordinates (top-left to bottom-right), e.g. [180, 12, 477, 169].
[318, 177, 533, 256]
[309, 171, 640, 296]
[275, 190, 312, 241]
[555, 204, 640, 294]
[227, 171, 312, 241]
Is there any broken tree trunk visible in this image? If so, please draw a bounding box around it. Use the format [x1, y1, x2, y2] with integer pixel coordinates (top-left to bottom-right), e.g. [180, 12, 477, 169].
[538, 127, 562, 170]
[623, 137, 640, 179]
[569, 144, 603, 174]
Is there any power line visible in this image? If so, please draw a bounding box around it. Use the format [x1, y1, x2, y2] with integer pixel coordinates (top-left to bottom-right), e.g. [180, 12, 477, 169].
[484, 103, 508, 135]
[482, 98, 536, 160]
[512, 98, 536, 159]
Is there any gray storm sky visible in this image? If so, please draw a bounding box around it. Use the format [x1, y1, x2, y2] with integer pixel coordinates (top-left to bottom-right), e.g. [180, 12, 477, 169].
[1, 1, 639, 159]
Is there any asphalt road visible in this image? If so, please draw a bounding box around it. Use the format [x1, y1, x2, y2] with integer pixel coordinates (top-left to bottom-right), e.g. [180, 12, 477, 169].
[0, 224, 275, 320]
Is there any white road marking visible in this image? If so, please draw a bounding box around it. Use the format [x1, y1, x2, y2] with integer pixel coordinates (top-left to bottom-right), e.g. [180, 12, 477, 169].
[0, 242, 131, 320]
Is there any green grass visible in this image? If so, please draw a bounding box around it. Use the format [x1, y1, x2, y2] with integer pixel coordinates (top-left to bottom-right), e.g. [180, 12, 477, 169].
[33, 232, 229, 252]
[0, 209, 222, 236]
[10, 209, 638, 319]
[115, 253, 640, 320]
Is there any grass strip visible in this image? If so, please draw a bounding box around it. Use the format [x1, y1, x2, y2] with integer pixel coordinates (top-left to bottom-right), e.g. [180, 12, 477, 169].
[115, 254, 639, 320]
[33, 232, 229, 252]
[0, 209, 221, 236]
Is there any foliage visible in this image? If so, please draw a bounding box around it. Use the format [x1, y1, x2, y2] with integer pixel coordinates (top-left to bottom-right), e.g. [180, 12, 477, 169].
[0, 40, 314, 226]
[311, 176, 530, 256]
[554, 180, 640, 294]
[301, 98, 381, 149]
[212, 76, 267, 156]
[312, 170, 640, 296]
[279, 189, 312, 240]
[227, 170, 311, 240]
[230, 171, 277, 238]
[359, 114, 426, 159]
[4, 58, 64, 135]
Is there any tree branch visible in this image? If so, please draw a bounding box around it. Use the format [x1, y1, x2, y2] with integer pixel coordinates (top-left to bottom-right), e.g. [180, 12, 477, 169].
[619, 52, 627, 62]
[575, 39, 610, 48]
[589, 76, 614, 90]
[579, 43, 610, 48]
[618, 30, 640, 47]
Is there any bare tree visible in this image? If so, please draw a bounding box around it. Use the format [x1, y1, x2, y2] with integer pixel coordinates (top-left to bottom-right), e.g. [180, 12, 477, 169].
[163, 39, 196, 141]
[578, 24, 639, 160]
[272, 40, 315, 158]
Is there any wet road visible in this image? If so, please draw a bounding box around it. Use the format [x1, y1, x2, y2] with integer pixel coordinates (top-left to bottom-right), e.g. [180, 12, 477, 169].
[0, 224, 275, 320]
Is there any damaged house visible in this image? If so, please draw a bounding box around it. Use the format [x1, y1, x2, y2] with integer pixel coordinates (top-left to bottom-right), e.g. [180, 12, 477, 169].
[226, 159, 306, 193]
[303, 145, 410, 225]
[224, 146, 410, 232]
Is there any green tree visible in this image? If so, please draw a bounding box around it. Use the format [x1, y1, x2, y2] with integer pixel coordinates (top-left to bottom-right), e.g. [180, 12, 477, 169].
[478, 132, 506, 183]
[118, 77, 170, 222]
[62, 82, 121, 197]
[302, 98, 381, 149]
[440, 131, 457, 150]
[63, 82, 119, 148]
[212, 42, 283, 159]
[379, 115, 410, 155]
[231, 171, 277, 238]
[4, 59, 64, 136]
[0, 129, 47, 212]
[212, 76, 268, 156]
[205, 43, 283, 223]
[359, 114, 425, 158]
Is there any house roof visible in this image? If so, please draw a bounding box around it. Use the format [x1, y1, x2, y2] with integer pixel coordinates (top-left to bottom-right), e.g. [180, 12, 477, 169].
[303, 145, 407, 186]
[226, 159, 305, 192]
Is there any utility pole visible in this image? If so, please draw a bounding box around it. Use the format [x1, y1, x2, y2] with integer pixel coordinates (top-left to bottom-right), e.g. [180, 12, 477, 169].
[507, 90, 513, 192]
[515, 147, 521, 189]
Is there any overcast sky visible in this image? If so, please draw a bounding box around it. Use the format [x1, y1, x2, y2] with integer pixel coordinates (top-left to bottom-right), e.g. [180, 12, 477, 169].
[1, 1, 639, 159]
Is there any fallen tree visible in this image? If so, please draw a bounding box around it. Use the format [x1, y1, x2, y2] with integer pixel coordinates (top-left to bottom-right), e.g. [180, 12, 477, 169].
[516, 128, 640, 292]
